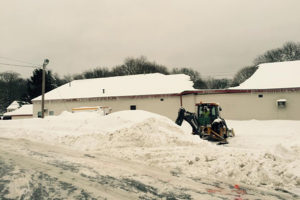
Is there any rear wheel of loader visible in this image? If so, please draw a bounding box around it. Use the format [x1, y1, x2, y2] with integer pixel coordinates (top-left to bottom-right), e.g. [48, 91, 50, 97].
[212, 122, 225, 139]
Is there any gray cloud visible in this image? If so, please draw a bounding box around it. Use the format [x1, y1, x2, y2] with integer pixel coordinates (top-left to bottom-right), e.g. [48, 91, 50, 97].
[1, 0, 300, 78]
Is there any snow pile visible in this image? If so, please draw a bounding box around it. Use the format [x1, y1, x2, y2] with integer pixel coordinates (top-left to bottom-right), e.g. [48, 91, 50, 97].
[176, 120, 300, 192]
[228, 120, 300, 191]
[0, 110, 200, 150]
[0, 110, 299, 194]
[102, 117, 200, 148]
[178, 143, 300, 191]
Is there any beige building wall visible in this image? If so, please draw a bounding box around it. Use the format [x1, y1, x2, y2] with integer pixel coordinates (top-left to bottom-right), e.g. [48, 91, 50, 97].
[33, 95, 182, 121]
[182, 91, 300, 120]
[11, 115, 33, 120]
[32, 90, 300, 121]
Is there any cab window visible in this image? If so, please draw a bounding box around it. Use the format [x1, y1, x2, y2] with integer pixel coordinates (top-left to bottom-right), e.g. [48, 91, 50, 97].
[211, 107, 216, 116]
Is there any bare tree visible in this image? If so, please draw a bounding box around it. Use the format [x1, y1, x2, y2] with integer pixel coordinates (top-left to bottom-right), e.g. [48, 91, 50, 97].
[118, 56, 169, 75]
[231, 66, 258, 87]
[172, 67, 207, 89]
[254, 41, 300, 65]
[206, 78, 231, 89]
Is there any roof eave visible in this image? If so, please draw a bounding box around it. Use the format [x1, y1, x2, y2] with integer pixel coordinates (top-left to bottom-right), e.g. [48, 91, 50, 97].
[180, 87, 300, 95]
[31, 92, 182, 102]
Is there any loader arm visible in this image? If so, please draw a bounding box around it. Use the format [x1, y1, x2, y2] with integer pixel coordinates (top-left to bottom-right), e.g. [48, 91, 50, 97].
[175, 108, 202, 138]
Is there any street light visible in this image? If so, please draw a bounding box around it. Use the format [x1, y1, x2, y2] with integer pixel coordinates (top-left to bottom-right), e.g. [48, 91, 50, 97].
[41, 59, 49, 118]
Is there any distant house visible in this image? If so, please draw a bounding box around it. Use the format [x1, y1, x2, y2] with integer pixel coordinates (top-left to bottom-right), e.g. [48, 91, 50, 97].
[181, 60, 300, 120]
[3, 104, 33, 120]
[31, 73, 195, 120]
[6, 101, 20, 112]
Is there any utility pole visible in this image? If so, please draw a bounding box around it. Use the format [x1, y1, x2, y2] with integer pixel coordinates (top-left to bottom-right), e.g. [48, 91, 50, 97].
[41, 59, 49, 118]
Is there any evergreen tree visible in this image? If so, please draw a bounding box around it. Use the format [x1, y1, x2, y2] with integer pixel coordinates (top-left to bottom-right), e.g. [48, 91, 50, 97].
[25, 68, 57, 102]
[0, 71, 27, 113]
[231, 66, 258, 87]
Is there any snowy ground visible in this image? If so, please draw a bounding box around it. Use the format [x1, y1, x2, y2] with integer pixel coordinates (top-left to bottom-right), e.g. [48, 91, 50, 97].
[0, 110, 299, 199]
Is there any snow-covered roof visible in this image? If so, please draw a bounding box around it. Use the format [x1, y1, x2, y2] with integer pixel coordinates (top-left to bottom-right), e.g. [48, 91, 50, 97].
[33, 73, 195, 101]
[233, 60, 300, 89]
[4, 104, 33, 116]
[7, 101, 20, 110]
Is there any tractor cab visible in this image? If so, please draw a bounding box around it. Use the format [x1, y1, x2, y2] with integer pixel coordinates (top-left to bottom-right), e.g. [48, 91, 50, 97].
[196, 103, 221, 126]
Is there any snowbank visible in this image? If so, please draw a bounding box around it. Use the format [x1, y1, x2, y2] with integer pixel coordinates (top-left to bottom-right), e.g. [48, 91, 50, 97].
[0, 110, 299, 194]
[0, 110, 200, 150]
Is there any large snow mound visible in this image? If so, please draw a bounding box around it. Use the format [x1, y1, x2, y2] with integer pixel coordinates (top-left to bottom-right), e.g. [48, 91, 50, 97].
[0, 111, 299, 194]
[0, 110, 200, 150]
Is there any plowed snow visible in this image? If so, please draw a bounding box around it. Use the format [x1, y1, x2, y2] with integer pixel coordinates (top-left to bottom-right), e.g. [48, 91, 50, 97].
[0, 110, 299, 198]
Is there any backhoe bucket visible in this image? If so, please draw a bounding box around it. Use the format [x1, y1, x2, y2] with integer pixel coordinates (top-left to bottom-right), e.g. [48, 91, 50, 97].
[175, 108, 185, 126]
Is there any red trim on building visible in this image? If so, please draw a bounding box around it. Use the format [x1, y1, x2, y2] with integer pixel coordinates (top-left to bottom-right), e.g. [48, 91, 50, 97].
[32, 87, 300, 103]
[180, 87, 300, 95]
[32, 93, 180, 103]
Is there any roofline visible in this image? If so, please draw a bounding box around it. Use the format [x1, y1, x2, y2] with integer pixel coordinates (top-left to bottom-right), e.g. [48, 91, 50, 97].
[31, 87, 300, 102]
[180, 87, 300, 95]
[68, 73, 184, 82]
[32, 93, 181, 102]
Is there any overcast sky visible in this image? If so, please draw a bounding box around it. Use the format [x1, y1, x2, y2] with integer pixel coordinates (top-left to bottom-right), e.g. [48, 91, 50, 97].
[0, 0, 300, 78]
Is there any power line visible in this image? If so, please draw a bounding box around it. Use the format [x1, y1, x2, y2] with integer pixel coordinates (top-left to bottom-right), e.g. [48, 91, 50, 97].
[0, 62, 38, 69]
[0, 56, 40, 66]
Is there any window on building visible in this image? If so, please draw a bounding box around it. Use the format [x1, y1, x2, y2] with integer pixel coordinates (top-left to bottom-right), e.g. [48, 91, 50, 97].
[130, 105, 136, 110]
[277, 99, 287, 108]
[49, 111, 54, 116]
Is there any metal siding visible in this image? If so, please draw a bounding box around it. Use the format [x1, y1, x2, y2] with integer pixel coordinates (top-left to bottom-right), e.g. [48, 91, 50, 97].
[33, 95, 182, 120]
